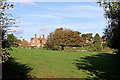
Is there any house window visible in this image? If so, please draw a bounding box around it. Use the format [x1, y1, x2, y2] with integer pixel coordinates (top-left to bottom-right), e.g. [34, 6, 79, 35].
[33, 41, 34, 43]
[40, 40, 42, 43]
[43, 41, 45, 43]
[37, 41, 39, 43]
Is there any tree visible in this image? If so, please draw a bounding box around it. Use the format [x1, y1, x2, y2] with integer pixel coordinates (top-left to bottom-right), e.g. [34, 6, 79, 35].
[97, 0, 120, 53]
[0, 0, 16, 62]
[47, 28, 84, 50]
[7, 34, 18, 47]
[46, 32, 56, 50]
[47, 32, 54, 45]
[21, 39, 29, 48]
[0, 0, 15, 48]
[81, 33, 93, 47]
[0, 1, 15, 40]
[74, 31, 81, 35]
[82, 33, 93, 40]
[94, 33, 102, 51]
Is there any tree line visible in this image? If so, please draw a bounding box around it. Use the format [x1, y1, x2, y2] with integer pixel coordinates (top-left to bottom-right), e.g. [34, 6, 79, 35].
[46, 27, 104, 51]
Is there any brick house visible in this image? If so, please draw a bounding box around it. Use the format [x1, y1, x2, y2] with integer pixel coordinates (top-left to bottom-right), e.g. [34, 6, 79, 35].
[18, 39, 23, 48]
[18, 39, 30, 48]
[30, 34, 47, 47]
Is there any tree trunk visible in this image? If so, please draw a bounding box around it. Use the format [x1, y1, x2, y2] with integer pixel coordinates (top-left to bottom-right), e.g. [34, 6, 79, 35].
[117, 49, 120, 55]
[61, 46, 64, 50]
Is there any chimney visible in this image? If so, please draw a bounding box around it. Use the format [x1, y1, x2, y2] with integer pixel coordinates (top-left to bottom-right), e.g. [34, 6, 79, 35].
[35, 34, 37, 38]
[40, 36, 41, 39]
[22, 39, 24, 41]
[43, 35, 44, 38]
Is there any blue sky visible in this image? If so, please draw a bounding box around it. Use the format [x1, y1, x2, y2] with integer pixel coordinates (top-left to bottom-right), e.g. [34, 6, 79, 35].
[7, 2, 106, 42]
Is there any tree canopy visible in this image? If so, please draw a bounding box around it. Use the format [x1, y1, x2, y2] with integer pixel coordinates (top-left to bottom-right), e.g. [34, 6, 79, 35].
[0, 0, 16, 48]
[7, 34, 18, 47]
[47, 28, 84, 50]
[0, 0, 17, 62]
[97, 0, 120, 53]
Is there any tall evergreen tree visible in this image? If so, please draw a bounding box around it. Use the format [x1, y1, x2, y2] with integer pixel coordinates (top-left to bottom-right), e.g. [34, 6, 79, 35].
[94, 33, 102, 51]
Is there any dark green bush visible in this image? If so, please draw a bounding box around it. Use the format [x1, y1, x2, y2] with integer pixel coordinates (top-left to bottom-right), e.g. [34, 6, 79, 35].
[102, 43, 107, 49]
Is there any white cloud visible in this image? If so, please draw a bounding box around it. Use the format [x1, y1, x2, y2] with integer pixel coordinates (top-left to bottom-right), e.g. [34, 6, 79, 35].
[60, 12, 102, 18]
[20, 21, 45, 26]
[20, 4, 104, 23]
[60, 5, 102, 12]
[7, 27, 24, 35]
[21, 14, 61, 20]
[20, 2, 37, 6]
[47, 4, 104, 19]
[39, 26, 47, 31]
[9, 2, 37, 7]
[38, 26, 48, 35]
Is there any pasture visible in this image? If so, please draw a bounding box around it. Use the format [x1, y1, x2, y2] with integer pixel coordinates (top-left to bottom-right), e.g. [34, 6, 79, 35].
[7, 48, 120, 79]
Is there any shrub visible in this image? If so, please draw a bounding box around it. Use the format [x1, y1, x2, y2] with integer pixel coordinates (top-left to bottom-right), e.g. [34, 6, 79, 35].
[94, 43, 102, 52]
[46, 42, 54, 50]
[73, 47, 76, 49]
[87, 49, 91, 52]
[52, 46, 60, 50]
[102, 43, 107, 49]
[76, 47, 81, 49]
[102, 47, 114, 53]
[45, 42, 60, 50]
[91, 47, 97, 52]
[43, 43, 47, 48]
[31, 46, 34, 49]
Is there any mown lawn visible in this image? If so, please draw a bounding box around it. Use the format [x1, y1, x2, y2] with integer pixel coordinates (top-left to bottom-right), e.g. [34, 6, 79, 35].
[8, 48, 120, 79]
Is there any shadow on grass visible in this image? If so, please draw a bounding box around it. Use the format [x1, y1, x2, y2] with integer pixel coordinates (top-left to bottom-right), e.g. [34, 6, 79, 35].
[2, 57, 34, 80]
[73, 53, 120, 79]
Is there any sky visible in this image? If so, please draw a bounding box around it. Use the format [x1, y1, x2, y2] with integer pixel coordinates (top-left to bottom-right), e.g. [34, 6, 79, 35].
[6, 2, 107, 43]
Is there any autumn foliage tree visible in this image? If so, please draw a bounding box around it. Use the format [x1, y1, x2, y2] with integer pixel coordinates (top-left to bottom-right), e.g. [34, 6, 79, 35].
[81, 33, 93, 47]
[46, 32, 55, 50]
[81, 33, 93, 40]
[47, 28, 84, 50]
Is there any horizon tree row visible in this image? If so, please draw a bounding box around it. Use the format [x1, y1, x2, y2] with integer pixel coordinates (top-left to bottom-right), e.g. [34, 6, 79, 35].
[46, 27, 106, 51]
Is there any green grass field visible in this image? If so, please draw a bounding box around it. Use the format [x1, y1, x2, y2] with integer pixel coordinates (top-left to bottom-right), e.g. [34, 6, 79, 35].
[8, 48, 120, 79]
